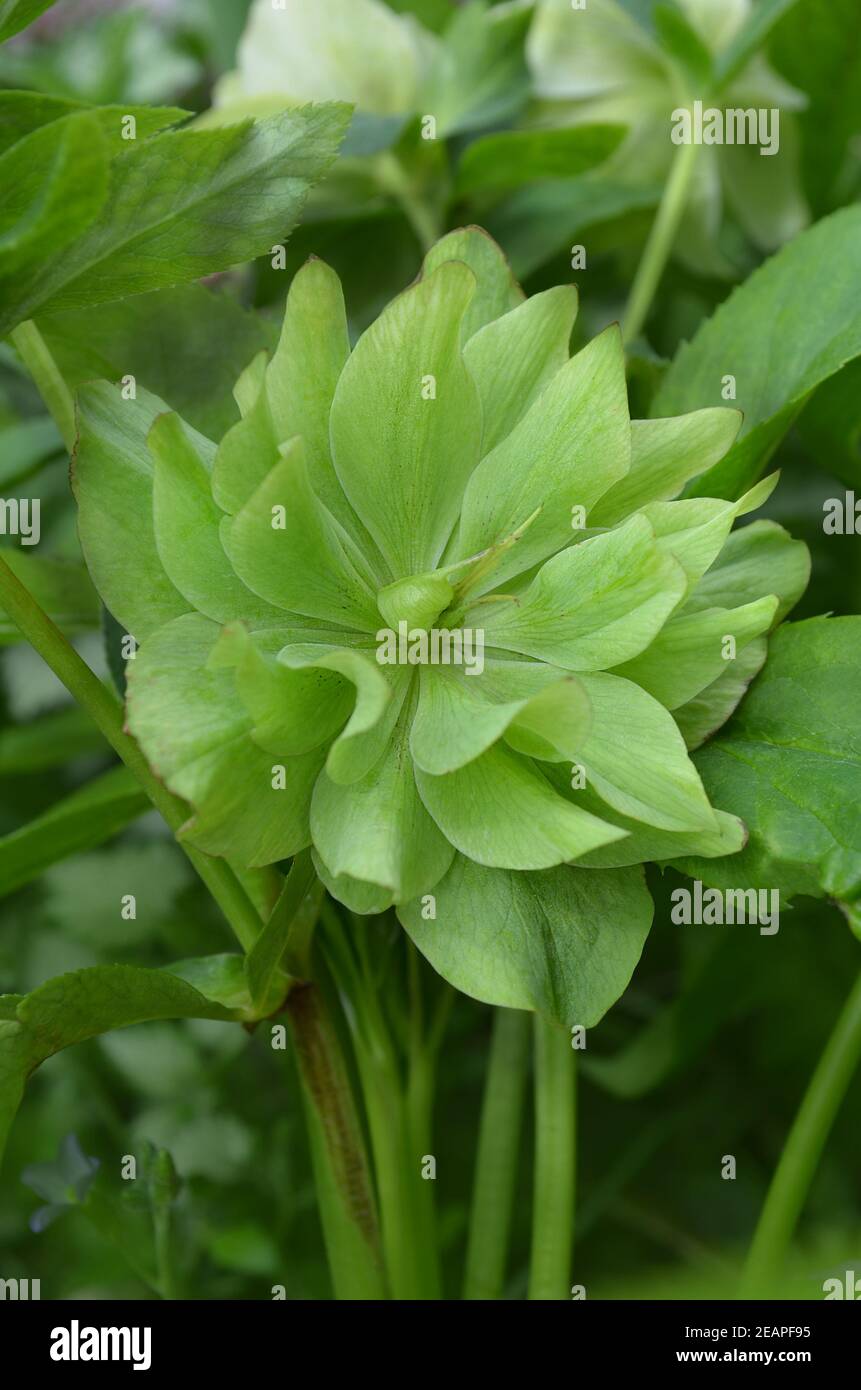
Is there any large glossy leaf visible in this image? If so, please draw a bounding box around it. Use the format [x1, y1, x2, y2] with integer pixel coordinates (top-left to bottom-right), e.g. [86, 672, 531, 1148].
[654, 206, 861, 499]
[399, 857, 653, 1027]
[0, 104, 351, 334]
[673, 617, 861, 906]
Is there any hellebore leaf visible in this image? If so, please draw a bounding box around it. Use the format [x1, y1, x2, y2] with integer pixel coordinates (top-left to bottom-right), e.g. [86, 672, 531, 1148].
[574, 673, 717, 831]
[462, 285, 578, 455]
[73, 382, 190, 641]
[414, 742, 626, 870]
[613, 595, 779, 708]
[330, 260, 482, 575]
[222, 437, 380, 631]
[477, 515, 687, 671]
[0, 962, 242, 1168]
[0, 0, 57, 44]
[410, 658, 584, 776]
[149, 412, 285, 627]
[422, 226, 523, 340]
[399, 857, 653, 1028]
[0, 113, 108, 276]
[0, 90, 189, 156]
[453, 326, 631, 590]
[655, 205, 861, 499]
[0, 105, 351, 334]
[311, 705, 454, 902]
[673, 617, 861, 904]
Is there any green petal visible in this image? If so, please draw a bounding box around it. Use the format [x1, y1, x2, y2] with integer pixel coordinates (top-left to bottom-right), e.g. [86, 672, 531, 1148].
[410, 657, 580, 775]
[221, 436, 380, 630]
[589, 409, 742, 527]
[613, 596, 779, 709]
[452, 325, 630, 591]
[685, 519, 810, 623]
[639, 473, 776, 593]
[674, 638, 767, 750]
[149, 412, 284, 626]
[208, 623, 353, 756]
[312, 849, 395, 916]
[477, 515, 687, 671]
[463, 285, 578, 455]
[414, 742, 626, 870]
[311, 707, 453, 902]
[570, 803, 747, 868]
[422, 226, 523, 340]
[73, 382, 189, 640]
[211, 359, 280, 516]
[277, 644, 405, 784]
[330, 260, 482, 575]
[127, 613, 322, 866]
[399, 856, 653, 1027]
[232, 348, 268, 417]
[574, 672, 717, 831]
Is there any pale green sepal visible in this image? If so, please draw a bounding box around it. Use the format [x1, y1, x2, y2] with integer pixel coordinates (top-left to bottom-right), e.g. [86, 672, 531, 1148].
[573, 672, 717, 832]
[685, 519, 810, 624]
[222, 436, 380, 631]
[613, 595, 779, 709]
[476, 515, 687, 671]
[211, 364, 280, 515]
[452, 325, 631, 591]
[589, 409, 743, 528]
[277, 644, 403, 785]
[312, 849, 395, 916]
[311, 710, 454, 902]
[376, 572, 454, 630]
[72, 382, 190, 641]
[422, 225, 523, 340]
[149, 412, 285, 626]
[330, 260, 482, 575]
[233, 349, 268, 417]
[414, 742, 627, 870]
[674, 637, 767, 750]
[463, 284, 577, 454]
[411, 658, 585, 776]
[399, 856, 654, 1028]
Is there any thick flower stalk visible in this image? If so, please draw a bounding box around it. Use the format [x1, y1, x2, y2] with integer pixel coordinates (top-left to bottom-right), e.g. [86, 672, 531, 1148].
[73, 227, 808, 1017]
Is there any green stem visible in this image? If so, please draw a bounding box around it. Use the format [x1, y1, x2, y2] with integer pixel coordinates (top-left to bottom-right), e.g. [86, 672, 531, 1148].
[529, 1013, 576, 1301]
[463, 1007, 531, 1300]
[375, 151, 441, 253]
[740, 970, 861, 1298]
[621, 133, 699, 345]
[0, 553, 262, 952]
[286, 983, 387, 1300]
[10, 320, 76, 452]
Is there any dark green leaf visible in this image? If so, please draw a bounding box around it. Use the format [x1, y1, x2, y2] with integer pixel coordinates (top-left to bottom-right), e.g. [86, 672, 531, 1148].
[456, 124, 626, 196]
[0, 0, 56, 44]
[0, 551, 100, 642]
[673, 617, 861, 905]
[0, 705, 104, 773]
[655, 206, 861, 498]
[0, 90, 189, 157]
[0, 104, 351, 334]
[0, 113, 109, 276]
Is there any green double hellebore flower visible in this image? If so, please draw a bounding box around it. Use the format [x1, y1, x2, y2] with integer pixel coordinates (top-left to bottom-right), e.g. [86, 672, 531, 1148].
[73, 228, 808, 1021]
